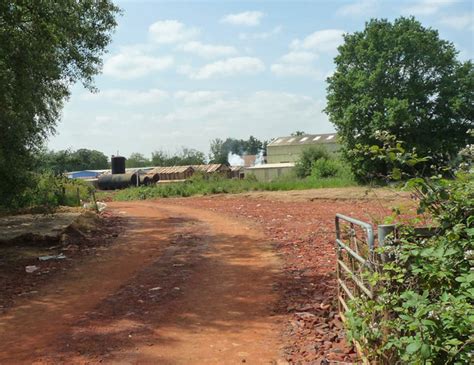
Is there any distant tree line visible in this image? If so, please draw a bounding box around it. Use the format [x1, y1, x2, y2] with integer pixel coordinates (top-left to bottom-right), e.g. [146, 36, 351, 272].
[39, 136, 271, 171]
[38, 149, 109, 174]
[126, 148, 207, 168]
[209, 136, 267, 164]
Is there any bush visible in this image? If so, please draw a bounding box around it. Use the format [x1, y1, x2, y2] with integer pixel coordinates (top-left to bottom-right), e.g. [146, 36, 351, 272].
[15, 173, 93, 211]
[345, 132, 474, 364]
[295, 146, 330, 178]
[114, 171, 357, 201]
[311, 158, 341, 178]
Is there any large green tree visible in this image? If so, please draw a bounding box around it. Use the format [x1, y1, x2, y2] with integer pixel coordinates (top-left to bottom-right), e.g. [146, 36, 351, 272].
[39, 148, 109, 173]
[126, 152, 151, 168]
[209, 136, 265, 164]
[0, 1, 119, 205]
[325, 17, 473, 180]
[150, 148, 206, 166]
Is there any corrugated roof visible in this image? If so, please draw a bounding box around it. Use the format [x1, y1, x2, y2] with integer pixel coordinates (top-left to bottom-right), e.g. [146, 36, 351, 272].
[149, 166, 194, 174]
[191, 164, 230, 173]
[230, 166, 243, 172]
[268, 133, 338, 147]
[245, 162, 295, 170]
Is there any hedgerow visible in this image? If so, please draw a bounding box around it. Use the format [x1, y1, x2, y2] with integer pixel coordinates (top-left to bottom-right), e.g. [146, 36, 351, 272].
[345, 131, 474, 364]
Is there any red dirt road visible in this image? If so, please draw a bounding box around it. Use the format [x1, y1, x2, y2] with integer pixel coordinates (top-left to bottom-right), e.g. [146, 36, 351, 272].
[0, 201, 284, 364]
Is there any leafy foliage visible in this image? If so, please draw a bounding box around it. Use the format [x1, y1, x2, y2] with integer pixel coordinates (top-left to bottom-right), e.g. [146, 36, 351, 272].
[111, 173, 356, 201]
[311, 158, 348, 179]
[126, 153, 151, 168]
[345, 131, 474, 364]
[38, 148, 109, 174]
[209, 136, 266, 164]
[150, 147, 206, 167]
[326, 17, 474, 181]
[295, 146, 330, 178]
[0, 1, 120, 206]
[5, 173, 93, 212]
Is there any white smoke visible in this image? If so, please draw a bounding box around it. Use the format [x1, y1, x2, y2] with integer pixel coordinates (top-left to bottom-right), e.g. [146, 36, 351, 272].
[254, 149, 265, 165]
[228, 152, 245, 166]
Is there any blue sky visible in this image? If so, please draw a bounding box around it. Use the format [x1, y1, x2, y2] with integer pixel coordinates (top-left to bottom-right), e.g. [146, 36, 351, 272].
[48, 0, 474, 158]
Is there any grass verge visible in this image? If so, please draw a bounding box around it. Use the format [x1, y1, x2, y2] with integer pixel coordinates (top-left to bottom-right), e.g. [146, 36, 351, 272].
[113, 173, 357, 201]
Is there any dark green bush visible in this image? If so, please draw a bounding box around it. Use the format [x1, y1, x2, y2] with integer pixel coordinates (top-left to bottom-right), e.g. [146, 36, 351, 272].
[5, 173, 93, 211]
[311, 158, 342, 178]
[295, 146, 330, 178]
[345, 132, 474, 364]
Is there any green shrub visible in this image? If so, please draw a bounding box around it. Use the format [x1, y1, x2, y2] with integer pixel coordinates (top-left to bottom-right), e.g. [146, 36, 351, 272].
[13, 173, 93, 210]
[113, 171, 357, 201]
[311, 158, 341, 178]
[295, 146, 330, 178]
[345, 132, 474, 364]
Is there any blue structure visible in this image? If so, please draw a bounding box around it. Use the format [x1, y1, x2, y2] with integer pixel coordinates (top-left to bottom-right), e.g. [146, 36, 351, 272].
[66, 170, 106, 179]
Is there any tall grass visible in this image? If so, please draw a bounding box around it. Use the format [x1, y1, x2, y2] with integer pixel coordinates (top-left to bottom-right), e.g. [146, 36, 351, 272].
[113, 172, 357, 201]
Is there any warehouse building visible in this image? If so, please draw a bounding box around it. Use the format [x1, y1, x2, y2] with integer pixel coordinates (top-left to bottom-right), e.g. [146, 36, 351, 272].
[266, 133, 339, 164]
[244, 162, 295, 182]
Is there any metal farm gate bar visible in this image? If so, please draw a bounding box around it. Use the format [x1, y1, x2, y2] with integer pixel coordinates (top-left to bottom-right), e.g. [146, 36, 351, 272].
[335, 213, 395, 363]
[335, 213, 375, 316]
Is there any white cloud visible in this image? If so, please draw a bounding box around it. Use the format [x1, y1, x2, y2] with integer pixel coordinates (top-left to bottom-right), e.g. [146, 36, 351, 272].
[440, 14, 474, 30]
[103, 49, 173, 79]
[280, 51, 317, 64]
[82, 89, 169, 105]
[221, 11, 264, 26]
[402, 0, 458, 16]
[183, 57, 265, 80]
[174, 91, 227, 104]
[271, 64, 324, 79]
[337, 0, 378, 16]
[53, 90, 332, 156]
[291, 29, 344, 54]
[176, 41, 238, 58]
[239, 26, 282, 40]
[272, 30, 343, 79]
[154, 91, 331, 150]
[148, 20, 200, 44]
[271, 52, 322, 79]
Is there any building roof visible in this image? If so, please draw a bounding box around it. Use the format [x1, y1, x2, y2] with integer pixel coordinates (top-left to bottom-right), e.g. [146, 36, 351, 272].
[245, 162, 295, 170]
[191, 164, 230, 173]
[268, 133, 338, 147]
[230, 165, 243, 172]
[149, 166, 194, 174]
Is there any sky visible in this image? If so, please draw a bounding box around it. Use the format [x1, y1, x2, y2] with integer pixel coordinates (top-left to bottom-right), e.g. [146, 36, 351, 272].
[48, 0, 474, 158]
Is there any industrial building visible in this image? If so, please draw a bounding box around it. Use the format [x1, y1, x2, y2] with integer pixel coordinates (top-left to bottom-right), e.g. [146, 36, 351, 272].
[266, 133, 339, 164]
[243, 163, 295, 182]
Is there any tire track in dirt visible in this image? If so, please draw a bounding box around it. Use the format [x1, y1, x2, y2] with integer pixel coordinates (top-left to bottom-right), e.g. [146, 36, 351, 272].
[0, 201, 283, 364]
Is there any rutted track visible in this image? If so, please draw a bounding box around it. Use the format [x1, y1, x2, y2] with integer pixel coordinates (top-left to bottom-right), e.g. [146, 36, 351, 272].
[0, 201, 283, 364]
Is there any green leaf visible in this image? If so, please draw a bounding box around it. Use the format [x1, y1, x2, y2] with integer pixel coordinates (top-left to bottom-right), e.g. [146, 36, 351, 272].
[406, 341, 422, 354]
[392, 168, 402, 180]
[420, 344, 431, 359]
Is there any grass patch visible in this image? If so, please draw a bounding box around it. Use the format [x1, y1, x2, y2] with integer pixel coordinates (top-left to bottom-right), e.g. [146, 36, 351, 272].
[113, 172, 357, 201]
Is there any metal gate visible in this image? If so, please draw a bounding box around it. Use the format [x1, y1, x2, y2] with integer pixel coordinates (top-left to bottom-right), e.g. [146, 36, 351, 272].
[335, 214, 375, 319]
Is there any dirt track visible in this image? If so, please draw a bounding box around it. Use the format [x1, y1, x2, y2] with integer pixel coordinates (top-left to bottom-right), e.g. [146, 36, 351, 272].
[0, 201, 284, 364]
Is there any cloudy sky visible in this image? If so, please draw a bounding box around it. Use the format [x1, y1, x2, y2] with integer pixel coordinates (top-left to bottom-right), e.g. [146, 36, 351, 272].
[48, 0, 474, 158]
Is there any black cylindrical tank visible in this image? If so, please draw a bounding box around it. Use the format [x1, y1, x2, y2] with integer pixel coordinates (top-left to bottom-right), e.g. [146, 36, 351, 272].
[111, 156, 126, 174]
[98, 173, 137, 190]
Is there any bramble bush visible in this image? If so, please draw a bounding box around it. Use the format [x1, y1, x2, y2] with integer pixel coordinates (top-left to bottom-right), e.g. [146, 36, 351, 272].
[345, 131, 473, 364]
[295, 146, 330, 178]
[6, 173, 93, 212]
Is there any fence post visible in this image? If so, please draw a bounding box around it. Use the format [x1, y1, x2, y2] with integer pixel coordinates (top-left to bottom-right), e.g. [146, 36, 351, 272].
[378, 224, 396, 262]
[91, 190, 99, 213]
[76, 187, 80, 206]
